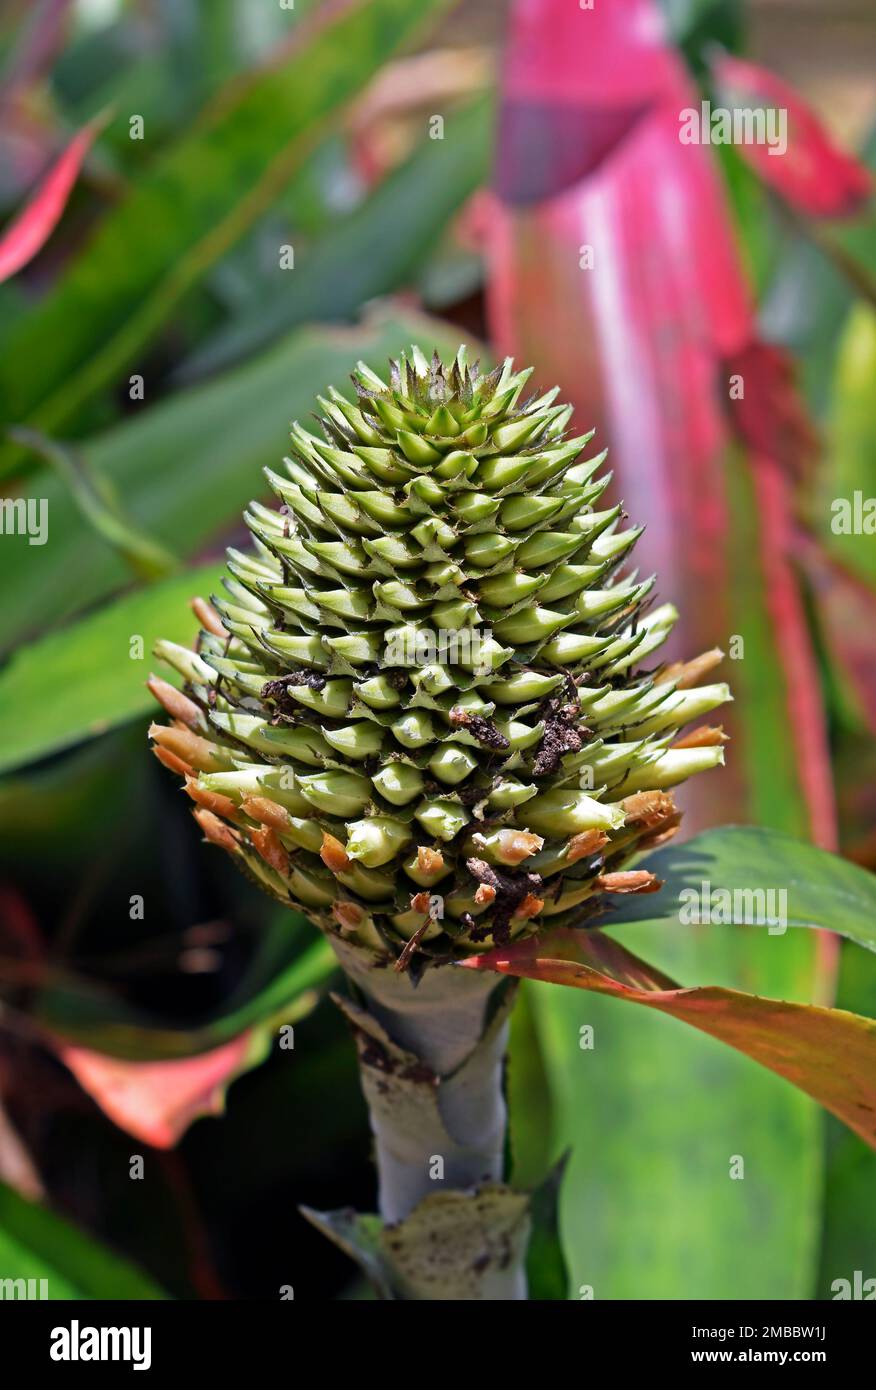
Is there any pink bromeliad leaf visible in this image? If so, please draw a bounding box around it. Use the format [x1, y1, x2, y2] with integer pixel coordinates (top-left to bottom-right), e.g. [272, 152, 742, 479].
[57, 1033, 262, 1148]
[485, 0, 834, 846]
[0, 116, 104, 284]
[462, 929, 876, 1150]
[710, 50, 872, 219]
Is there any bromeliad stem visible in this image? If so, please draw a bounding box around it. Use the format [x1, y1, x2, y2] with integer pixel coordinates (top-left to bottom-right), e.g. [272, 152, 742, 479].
[331, 939, 529, 1299]
[332, 939, 512, 1219]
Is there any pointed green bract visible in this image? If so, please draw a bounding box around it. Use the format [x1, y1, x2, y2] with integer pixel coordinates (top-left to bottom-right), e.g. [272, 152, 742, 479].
[151, 349, 729, 960]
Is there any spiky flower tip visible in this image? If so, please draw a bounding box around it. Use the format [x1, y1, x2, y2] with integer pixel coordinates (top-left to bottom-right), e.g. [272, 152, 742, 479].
[149, 348, 729, 966]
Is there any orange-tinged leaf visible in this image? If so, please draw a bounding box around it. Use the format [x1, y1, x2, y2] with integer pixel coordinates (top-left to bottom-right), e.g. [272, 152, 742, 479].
[463, 928, 876, 1150]
[57, 1033, 258, 1148]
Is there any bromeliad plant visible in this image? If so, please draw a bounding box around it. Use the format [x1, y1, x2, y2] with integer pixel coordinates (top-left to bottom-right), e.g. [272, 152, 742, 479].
[149, 348, 876, 1300]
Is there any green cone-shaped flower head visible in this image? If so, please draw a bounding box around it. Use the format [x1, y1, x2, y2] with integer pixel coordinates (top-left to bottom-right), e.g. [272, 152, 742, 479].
[150, 348, 729, 964]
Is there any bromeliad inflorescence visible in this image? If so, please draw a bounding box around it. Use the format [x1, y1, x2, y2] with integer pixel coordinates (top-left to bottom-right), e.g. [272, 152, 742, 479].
[148, 347, 730, 967]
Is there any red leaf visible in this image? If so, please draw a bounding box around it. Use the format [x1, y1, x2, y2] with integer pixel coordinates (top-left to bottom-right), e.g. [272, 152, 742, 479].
[724, 341, 819, 479]
[461, 929, 876, 1149]
[57, 1033, 258, 1148]
[711, 51, 872, 220]
[0, 116, 103, 284]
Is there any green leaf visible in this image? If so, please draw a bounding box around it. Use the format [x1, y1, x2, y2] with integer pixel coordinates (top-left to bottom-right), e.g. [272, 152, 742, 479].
[722, 448, 829, 840]
[0, 560, 224, 775]
[9, 427, 178, 580]
[524, 1156, 570, 1301]
[507, 981, 554, 1190]
[0, 1182, 166, 1299]
[818, 303, 876, 588]
[526, 961, 821, 1299]
[659, 0, 743, 60]
[0, 308, 477, 655]
[0, 0, 455, 460]
[298, 1207, 393, 1299]
[178, 92, 494, 381]
[607, 824, 876, 956]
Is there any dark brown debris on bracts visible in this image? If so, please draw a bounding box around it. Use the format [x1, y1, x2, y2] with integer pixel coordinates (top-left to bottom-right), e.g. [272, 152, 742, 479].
[465, 857, 544, 943]
[395, 915, 433, 974]
[532, 676, 590, 777]
[262, 671, 327, 720]
[262, 672, 326, 697]
[448, 706, 510, 752]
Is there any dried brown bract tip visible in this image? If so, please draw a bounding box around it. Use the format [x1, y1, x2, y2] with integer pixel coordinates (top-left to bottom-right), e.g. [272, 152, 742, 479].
[514, 893, 545, 920]
[320, 832, 351, 873]
[241, 797, 291, 832]
[620, 790, 677, 829]
[655, 647, 724, 689]
[250, 826, 290, 875]
[495, 829, 544, 865]
[672, 725, 728, 749]
[332, 901, 363, 934]
[194, 809, 240, 853]
[395, 914, 433, 973]
[184, 777, 238, 821]
[147, 675, 202, 728]
[417, 846, 445, 875]
[152, 744, 194, 778]
[638, 820, 681, 852]
[150, 722, 224, 773]
[191, 596, 229, 639]
[595, 870, 662, 895]
[566, 828, 610, 863]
